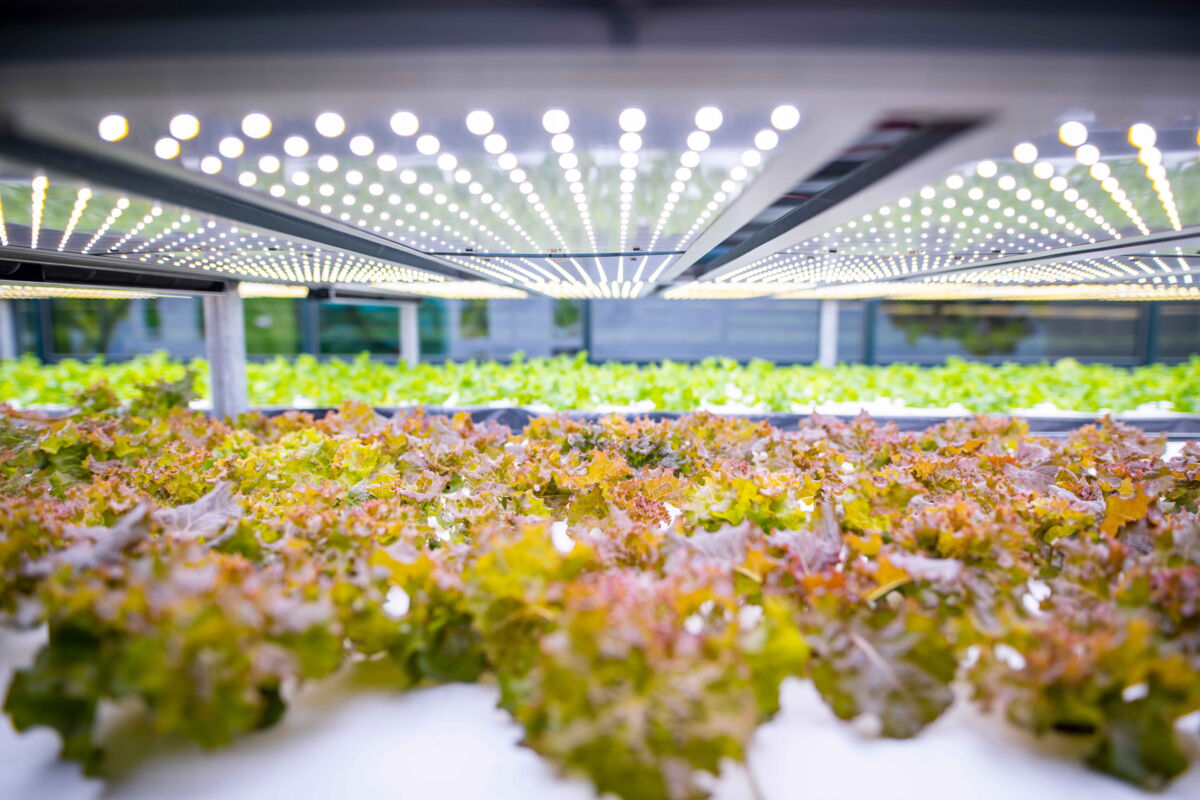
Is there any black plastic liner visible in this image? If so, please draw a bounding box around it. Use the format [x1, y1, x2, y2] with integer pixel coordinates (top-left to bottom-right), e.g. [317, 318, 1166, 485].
[258, 405, 1200, 441]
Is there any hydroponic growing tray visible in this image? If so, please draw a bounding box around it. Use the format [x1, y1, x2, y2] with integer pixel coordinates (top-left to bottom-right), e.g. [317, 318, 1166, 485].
[254, 405, 1200, 441]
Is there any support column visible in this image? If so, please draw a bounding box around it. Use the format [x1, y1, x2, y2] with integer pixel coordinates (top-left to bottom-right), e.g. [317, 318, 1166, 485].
[0, 300, 17, 360]
[817, 299, 839, 367]
[203, 285, 248, 418]
[399, 302, 419, 367]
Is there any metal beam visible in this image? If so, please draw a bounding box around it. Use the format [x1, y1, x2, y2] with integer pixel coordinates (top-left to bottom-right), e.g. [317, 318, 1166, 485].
[0, 246, 246, 291]
[0, 120, 485, 283]
[308, 285, 425, 304]
[0, 252, 229, 295]
[202, 286, 249, 419]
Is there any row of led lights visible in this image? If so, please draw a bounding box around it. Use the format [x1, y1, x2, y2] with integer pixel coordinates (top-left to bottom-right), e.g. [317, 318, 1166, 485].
[751, 246, 1192, 292]
[815, 166, 1096, 258]
[374, 281, 529, 300]
[938, 257, 1141, 285]
[148, 241, 432, 283]
[1036, 120, 1185, 231]
[670, 257, 1198, 299]
[955, 251, 1195, 286]
[768, 282, 1200, 301]
[928, 254, 1193, 286]
[735, 252, 972, 285]
[95, 105, 801, 286]
[723, 252, 948, 284]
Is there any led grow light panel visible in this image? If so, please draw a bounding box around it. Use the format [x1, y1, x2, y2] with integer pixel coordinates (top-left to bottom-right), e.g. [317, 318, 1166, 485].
[771, 281, 1200, 302]
[699, 249, 1199, 290]
[237, 283, 308, 298]
[372, 281, 528, 300]
[0, 162, 446, 287]
[926, 250, 1199, 287]
[91, 102, 803, 290]
[434, 253, 674, 298]
[705, 115, 1200, 290]
[0, 283, 169, 299]
[665, 251, 1200, 300]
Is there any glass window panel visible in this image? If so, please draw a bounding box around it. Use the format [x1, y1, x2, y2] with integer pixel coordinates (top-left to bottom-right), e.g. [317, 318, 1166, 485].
[590, 298, 820, 362]
[459, 299, 490, 340]
[1157, 303, 1200, 362]
[317, 302, 399, 355]
[244, 298, 301, 356]
[874, 301, 1142, 363]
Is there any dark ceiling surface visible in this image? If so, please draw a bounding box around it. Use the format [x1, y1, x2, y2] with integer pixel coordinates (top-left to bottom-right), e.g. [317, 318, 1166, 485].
[3, 0, 1200, 59]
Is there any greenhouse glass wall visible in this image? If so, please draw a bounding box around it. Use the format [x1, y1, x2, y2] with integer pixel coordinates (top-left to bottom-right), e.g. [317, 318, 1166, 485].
[9, 296, 1199, 364]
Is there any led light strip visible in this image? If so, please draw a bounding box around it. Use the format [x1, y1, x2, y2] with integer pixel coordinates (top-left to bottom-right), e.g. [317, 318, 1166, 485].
[542, 109, 600, 279]
[614, 107, 646, 275]
[81, 196, 131, 253]
[374, 280, 529, 299]
[0, 285, 167, 300]
[237, 282, 308, 298]
[57, 187, 93, 251]
[28, 176, 47, 250]
[769, 281, 1200, 301]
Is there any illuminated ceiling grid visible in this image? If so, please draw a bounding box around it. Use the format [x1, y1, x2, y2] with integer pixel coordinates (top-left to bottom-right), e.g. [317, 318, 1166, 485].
[1, 96, 1198, 301]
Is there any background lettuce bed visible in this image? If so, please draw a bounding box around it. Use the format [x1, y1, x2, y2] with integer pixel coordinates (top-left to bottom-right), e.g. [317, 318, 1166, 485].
[2, 352, 1199, 413]
[1, 381, 1199, 799]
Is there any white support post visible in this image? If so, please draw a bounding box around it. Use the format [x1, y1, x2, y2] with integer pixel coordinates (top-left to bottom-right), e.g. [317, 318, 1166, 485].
[203, 286, 248, 418]
[817, 299, 839, 367]
[0, 300, 16, 360]
[399, 302, 419, 367]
